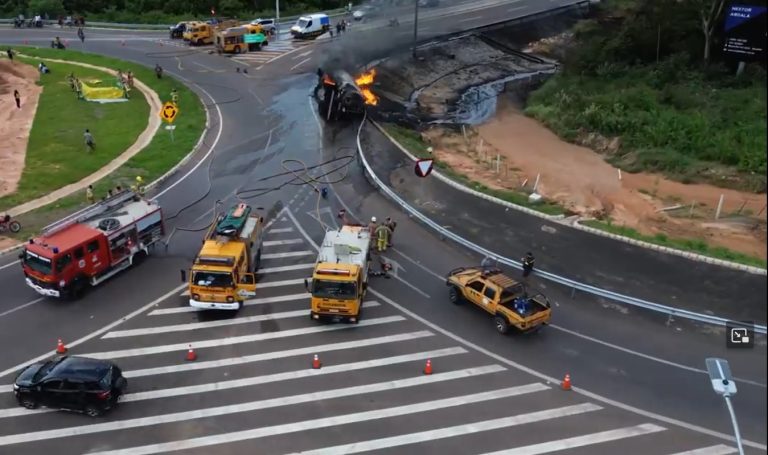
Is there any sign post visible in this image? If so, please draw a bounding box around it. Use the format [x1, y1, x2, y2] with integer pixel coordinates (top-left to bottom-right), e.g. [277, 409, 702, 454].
[722, 4, 767, 76]
[414, 159, 434, 178]
[705, 358, 745, 455]
[159, 101, 179, 142]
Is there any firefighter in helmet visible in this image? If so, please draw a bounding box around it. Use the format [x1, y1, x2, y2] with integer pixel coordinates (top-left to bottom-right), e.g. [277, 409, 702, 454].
[131, 176, 145, 197]
[522, 252, 535, 278]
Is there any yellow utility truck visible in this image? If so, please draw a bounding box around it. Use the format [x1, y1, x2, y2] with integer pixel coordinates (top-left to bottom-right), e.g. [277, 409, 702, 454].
[215, 24, 268, 54]
[181, 203, 264, 311]
[184, 19, 240, 45]
[446, 266, 552, 334]
[305, 225, 371, 323]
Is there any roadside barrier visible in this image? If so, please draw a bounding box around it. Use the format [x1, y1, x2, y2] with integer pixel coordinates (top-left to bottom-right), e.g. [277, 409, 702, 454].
[355, 115, 767, 335]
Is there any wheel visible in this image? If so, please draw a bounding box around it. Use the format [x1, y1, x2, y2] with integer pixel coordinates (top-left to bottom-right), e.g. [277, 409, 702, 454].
[448, 286, 462, 304]
[254, 249, 262, 271]
[19, 397, 38, 409]
[0, 224, 6, 234]
[84, 405, 103, 417]
[9, 221, 20, 233]
[494, 315, 510, 335]
[234, 46, 241, 54]
[236, 300, 243, 311]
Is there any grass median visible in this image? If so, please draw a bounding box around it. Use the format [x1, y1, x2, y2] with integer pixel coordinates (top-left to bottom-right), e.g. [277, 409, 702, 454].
[0, 57, 148, 211]
[381, 123, 565, 216]
[1, 45, 206, 242]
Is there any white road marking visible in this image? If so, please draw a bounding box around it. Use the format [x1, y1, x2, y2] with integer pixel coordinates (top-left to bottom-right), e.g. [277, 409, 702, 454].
[0, 284, 186, 379]
[262, 251, 314, 259]
[268, 227, 294, 234]
[149, 292, 310, 316]
[263, 239, 304, 246]
[78, 316, 404, 359]
[667, 445, 738, 455]
[260, 263, 315, 273]
[192, 61, 220, 72]
[290, 403, 603, 455]
[84, 381, 539, 455]
[480, 423, 666, 454]
[508, 5, 527, 13]
[0, 367, 514, 448]
[292, 50, 313, 59]
[289, 57, 311, 71]
[0, 297, 44, 319]
[105, 302, 380, 338]
[120, 347, 466, 403]
[0, 261, 19, 271]
[458, 15, 483, 22]
[121, 331, 435, 378]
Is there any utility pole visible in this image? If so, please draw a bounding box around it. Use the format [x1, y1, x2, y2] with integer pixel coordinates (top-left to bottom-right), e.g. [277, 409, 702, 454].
[412, 0, 419, 59]
[275, 0, 280, 36]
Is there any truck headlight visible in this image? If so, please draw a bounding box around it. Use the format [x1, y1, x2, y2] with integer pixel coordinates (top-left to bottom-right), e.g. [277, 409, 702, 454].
[192, 294, 200, 301]
[59, 280, 66, 287]
[226, 296, 234, 303]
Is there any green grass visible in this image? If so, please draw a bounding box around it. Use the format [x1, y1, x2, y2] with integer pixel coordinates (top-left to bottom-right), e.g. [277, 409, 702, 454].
[1, 45, 205, 240]
[582, 219, 767, 269]
[0, 57, 148, 211]
[382, 124, 565, 216]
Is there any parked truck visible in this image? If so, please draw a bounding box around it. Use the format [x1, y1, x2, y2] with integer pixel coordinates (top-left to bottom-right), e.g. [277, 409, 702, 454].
[445, 266, 552, 334]
[290, 13, 330, 39]
[304, 225, 371, 323]
[20, 191, 164, 299]
[181, 203, 265, 311]
[184, 19, 240, 45]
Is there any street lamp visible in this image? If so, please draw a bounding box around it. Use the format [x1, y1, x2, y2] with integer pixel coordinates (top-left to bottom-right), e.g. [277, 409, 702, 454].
[705, 358, 745, 455]
[412, 0, 419, 58]
[275, 0, 280, 36]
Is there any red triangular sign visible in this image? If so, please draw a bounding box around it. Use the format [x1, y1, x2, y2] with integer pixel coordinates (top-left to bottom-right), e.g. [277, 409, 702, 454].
[415, 159, 433, 177]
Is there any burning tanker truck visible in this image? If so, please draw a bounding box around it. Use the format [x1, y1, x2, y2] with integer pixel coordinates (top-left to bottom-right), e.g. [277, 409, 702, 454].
[316, 68, 378, 121]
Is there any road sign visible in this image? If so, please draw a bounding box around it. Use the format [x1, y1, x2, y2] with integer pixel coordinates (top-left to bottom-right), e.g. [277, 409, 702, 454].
[160, 102, 179, 123]
[414, 159, 433, 178]
[244, 33, 267, 44]
[705, 358, 738, 396]
[722, 5, 767, 61]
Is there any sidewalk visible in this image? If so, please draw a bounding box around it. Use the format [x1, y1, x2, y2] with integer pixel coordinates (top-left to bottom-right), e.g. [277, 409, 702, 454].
[359, 120, 767, 324]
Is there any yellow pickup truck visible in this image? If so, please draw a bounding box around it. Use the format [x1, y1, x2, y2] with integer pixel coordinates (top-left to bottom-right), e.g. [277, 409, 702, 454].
[446, 266, 551, 334]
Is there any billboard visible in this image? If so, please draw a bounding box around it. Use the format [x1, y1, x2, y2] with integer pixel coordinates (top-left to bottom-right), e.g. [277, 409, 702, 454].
[722, 4, 767, 60]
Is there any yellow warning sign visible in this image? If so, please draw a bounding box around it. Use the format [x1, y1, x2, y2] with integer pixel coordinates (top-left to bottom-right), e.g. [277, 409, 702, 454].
[160, 102, 179, 123]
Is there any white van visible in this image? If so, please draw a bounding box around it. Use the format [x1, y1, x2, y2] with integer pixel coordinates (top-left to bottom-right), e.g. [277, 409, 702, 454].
[290, 13, 331, 39]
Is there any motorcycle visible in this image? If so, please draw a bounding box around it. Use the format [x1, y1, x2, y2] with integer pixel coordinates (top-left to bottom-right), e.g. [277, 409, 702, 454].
[0, 215, 21, 234]
[388, 18, 400, 27]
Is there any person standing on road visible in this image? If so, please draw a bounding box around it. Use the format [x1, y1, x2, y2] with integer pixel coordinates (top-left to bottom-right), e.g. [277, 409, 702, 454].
[385, 217, 397, 247]
[86, 185, 94, 204]
[77, 27, 84, 43]
[83, 129, 95, 152]
[375, 223, 391, 252]
[155, 64, 163, 79]
[13, 90, 21, 108]
[522, 252, 535, 278]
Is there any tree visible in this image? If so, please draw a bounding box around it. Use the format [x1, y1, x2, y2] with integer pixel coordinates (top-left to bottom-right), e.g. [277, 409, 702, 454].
[691, 0, 725, 63]
[28, 0, 64, 15]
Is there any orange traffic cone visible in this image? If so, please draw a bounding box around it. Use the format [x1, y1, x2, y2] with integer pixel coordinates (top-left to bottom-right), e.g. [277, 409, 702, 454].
[423, 359, 433, 375]
[561, 374, 571, 391]
[186, 345, 197, 361]
[312, 354, 321, 369]
[56, 339, 67, 354]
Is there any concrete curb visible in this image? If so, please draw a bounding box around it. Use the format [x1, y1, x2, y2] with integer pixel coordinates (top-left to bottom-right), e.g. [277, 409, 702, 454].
[0, 57, 210, 257]
[6, 56, 162, 218]
[370, 120, 767, 276]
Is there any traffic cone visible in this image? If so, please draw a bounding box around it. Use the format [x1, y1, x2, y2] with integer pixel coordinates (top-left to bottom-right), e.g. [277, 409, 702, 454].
[56, 339, 67, 354]
[312, 354, 321, 369]
[186, 345, 197, 361]
[423, 359, 433, 375]
[561, 374, 571, 391]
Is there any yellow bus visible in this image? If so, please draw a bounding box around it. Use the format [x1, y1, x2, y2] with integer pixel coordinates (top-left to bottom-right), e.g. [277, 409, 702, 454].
[215, 25, 268, 53]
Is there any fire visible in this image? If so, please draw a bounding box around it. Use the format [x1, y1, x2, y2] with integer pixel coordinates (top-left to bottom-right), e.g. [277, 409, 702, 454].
[355, 69, 378, 106]
[322, 74, 336, 86]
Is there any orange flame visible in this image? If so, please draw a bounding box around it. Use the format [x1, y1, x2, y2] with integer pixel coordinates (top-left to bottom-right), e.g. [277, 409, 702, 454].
[323, 74, 336, 86]
[355, 69, 378, 105]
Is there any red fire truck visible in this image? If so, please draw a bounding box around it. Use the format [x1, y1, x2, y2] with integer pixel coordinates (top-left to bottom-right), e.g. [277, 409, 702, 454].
[20, 191, 164, 299]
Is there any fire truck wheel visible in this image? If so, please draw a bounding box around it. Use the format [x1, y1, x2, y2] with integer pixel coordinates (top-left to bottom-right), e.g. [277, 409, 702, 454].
[236, 300, 243, 311]
[69, 278, 87, 299]
[254, 249, 262, 271]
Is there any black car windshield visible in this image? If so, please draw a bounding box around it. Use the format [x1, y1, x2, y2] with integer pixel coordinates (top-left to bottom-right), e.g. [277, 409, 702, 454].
[24, 250, 52, 275]
[192, 271, 234, 288]
[312, 280, 357, 300]
[31, 360, 58, 382]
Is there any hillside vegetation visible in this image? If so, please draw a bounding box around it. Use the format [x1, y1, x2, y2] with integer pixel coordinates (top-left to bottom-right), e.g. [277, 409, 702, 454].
[1, 0, 349, 23]
[525, 0, 767, 192]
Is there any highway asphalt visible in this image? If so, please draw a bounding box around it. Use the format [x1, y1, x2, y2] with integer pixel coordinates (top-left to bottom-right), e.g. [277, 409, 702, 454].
[0, 1, 765, 453]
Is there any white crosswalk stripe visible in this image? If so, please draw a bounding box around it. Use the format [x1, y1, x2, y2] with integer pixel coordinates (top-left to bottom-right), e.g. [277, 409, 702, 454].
[229, 39, 313, 66]
[0, 219, 742, 454]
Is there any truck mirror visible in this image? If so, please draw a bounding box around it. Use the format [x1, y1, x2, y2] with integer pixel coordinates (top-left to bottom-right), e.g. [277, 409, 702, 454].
[180, 269, 186, 283]
[304, 278, 309, 291]
[18, 252, 24, 260]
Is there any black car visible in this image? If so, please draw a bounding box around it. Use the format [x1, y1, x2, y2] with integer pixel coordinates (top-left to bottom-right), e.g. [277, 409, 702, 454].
[169, 22, 187, 39]
[13, 356, 127, 417]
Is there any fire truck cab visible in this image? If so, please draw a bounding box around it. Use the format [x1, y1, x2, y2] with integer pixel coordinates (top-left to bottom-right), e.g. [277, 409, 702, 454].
[20, 191, 164, 299]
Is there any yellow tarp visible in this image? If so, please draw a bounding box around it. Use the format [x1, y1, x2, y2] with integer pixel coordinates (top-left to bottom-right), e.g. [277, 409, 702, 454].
[80, 81, 127, 103]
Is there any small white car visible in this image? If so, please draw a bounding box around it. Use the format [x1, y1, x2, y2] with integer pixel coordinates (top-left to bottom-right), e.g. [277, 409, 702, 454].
[353, 5, 377, 21]
[250, 18, 277, 34]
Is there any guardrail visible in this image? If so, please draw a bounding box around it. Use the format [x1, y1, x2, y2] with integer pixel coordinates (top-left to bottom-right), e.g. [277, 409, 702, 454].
[355, 115, 767, 335]
[0, 9, 348, 30]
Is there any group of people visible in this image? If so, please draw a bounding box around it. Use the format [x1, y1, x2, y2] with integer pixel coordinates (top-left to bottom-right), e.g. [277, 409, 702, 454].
[85, 177, 145, 204]
[367, 216, 397, 253]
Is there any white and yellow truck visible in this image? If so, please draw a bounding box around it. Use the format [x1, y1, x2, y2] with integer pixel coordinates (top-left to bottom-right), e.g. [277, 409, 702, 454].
[305, 225, 371, 323]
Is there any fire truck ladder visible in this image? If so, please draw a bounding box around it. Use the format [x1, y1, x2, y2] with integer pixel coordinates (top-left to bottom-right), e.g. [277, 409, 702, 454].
[41, 190, 138, 237]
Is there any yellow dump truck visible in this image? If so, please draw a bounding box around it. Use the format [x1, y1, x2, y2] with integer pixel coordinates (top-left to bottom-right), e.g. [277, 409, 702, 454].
[184, 19, 240, 45]
[215, 24, 268, 53]
[181, 203, 265, 311]
[446, 266, 552, 334]
[305, 225, 371, 323]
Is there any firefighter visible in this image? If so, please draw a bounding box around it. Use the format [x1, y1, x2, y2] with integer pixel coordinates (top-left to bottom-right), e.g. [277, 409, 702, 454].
[374, 223, 391, 252]
[131, 176, 145, 197]
[384, 217, 397, 247]
[522, 252, 535, 278]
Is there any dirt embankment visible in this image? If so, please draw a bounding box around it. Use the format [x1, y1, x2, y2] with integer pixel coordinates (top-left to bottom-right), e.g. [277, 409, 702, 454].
[0, 59, 41, 198]
[421, 95, 767, 259]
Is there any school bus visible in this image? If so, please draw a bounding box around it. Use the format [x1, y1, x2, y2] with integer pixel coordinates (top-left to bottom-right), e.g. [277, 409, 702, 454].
[215, 24, 268, 53]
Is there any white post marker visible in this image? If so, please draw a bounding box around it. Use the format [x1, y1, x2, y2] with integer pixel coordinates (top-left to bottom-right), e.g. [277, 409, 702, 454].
[705, 358, 745, 455]
[165, 124, 175, 142]
[533, 173, 541, 192]
[716, 194, 725, 219]
[495, 154, 500, 173]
